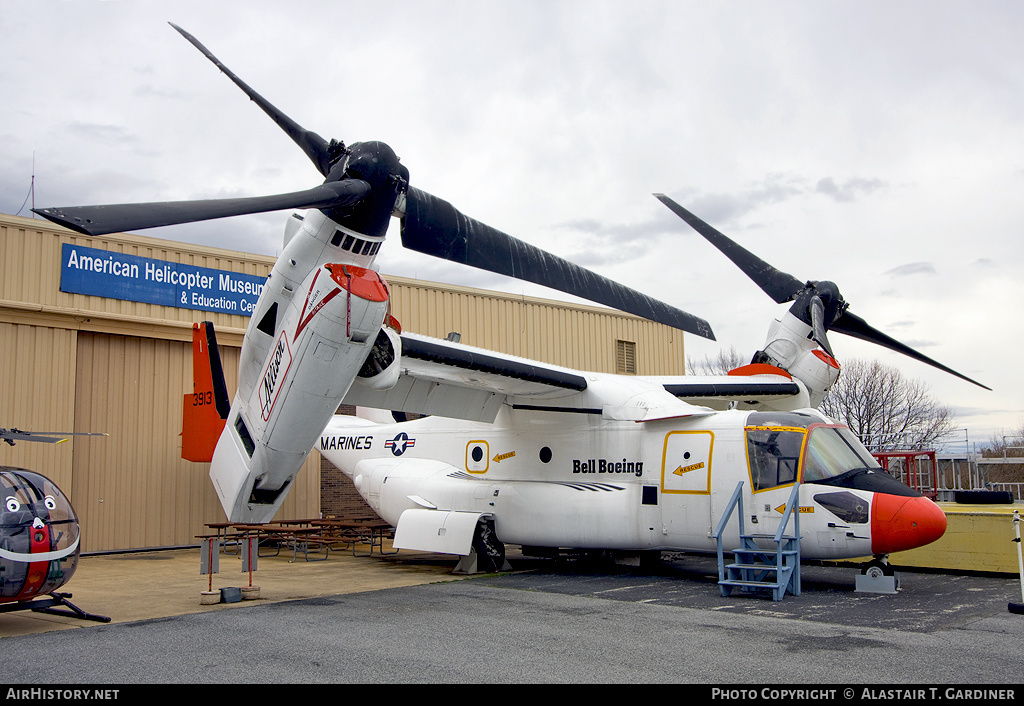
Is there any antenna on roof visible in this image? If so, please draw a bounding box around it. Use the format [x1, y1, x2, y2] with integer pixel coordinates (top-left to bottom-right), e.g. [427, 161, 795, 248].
[15, 152, 35, 217]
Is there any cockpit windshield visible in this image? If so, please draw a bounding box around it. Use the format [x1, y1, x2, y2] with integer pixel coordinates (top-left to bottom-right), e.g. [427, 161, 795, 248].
[745, 412, 879, 491]
[0, 469, 79, 541]
[802, 425, 880, 482]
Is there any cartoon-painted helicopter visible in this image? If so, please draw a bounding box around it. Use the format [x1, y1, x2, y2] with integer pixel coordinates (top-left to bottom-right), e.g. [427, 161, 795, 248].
[0, 429, 109, 622]
[36, 25, 987, 586]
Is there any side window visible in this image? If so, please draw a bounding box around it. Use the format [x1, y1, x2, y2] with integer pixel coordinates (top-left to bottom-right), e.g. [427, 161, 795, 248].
[745, 427, 805, 491]
[235, 414, 256, 458]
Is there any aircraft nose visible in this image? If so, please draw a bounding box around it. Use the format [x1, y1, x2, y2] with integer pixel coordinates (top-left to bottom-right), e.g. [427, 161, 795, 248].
[871, 493, 947, 554]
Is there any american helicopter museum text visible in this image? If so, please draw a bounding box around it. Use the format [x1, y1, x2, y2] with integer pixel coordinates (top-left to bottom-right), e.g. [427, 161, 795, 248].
[61, 243, 267, 316]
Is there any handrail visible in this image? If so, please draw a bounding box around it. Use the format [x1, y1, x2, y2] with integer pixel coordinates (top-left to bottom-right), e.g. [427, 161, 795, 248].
[773, 481, 802, 598]
[714, 481, 745, 586]
[989, 482, 1024, 501]
[774, 481, 801, 544]
[714, 481, 745, 540]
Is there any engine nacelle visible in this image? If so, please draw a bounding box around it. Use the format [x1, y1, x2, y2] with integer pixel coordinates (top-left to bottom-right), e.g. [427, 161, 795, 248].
[754, 311, 841, 407]
[786, 348, 841, 407]
[211, 253, 391, 523]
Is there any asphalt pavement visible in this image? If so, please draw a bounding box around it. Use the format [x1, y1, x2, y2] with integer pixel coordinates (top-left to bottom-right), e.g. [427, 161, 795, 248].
[2, 545, 1023, 686]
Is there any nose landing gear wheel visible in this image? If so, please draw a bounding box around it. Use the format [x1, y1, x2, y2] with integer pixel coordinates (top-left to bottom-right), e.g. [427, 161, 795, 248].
[862, 557, 896, 577]
[856, 556, 899, 594]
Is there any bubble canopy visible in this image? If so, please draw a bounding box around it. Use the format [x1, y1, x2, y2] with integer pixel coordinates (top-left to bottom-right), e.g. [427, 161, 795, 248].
[0, 468, 80, 599]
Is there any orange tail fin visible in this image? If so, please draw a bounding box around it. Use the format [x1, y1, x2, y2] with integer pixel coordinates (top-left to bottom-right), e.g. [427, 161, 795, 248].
[181, 322, 230, 462]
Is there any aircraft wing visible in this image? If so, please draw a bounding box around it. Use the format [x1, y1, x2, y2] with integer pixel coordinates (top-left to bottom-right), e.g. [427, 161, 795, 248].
[648, 369, 808, 411]
[342, 335, 808, 422]
[342, 332, 588, 422]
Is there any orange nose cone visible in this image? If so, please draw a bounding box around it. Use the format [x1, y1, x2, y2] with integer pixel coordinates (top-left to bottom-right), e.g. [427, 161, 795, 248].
[871, 494, 947, 554]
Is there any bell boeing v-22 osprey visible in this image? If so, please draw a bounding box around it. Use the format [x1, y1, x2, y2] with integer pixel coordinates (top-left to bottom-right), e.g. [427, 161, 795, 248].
[312, 196, 988, 578]
[37, 25, 987, 587]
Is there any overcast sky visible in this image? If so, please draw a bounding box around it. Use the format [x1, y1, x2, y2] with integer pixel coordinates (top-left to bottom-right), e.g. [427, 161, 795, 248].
[2, 0, 1021, 453]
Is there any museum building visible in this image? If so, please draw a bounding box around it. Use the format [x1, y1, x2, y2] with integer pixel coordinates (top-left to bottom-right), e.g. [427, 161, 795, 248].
[0, 212, 686, 552]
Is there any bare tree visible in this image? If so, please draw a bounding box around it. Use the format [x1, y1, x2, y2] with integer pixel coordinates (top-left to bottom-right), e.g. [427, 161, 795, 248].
[981, 422, 1024, 484]
[686, 346, 747, 376]
[820, 358, 955, 451]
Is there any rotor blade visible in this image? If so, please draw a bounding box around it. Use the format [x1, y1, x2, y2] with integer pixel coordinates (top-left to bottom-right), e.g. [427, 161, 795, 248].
[808, 295, 834, 357]
[33, 180, 370, 236]
[1, 432, 65, 444]
[169, 23, 338, 177]
[1, 429, 107, 445]
[401, 187, 715, 339]
[654, 194, 805, 304]
[833, 310, 991, 390]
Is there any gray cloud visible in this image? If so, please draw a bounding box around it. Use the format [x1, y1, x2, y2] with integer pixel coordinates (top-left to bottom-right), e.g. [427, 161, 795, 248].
[553, 171, 892, 270]
[665, 173, 885, 232]
[815, 177, 886, 202]
[65, 122, 139, 146]
[884, 262, 938, 276]
[901, 338, 939, 350]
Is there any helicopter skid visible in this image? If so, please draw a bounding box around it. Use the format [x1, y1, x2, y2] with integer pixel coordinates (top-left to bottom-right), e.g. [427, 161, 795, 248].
[0, 591, 110, 623]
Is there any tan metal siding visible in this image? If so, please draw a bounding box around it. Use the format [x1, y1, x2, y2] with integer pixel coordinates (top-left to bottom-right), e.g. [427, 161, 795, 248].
[385, 277, 685, 375]
[0, 322, 79, 490]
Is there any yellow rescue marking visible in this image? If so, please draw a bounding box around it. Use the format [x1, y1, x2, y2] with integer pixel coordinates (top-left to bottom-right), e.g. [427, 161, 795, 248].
[775, 504, 814, 514]
[673, 461, 705, 476]
[493, 451, 516, 463]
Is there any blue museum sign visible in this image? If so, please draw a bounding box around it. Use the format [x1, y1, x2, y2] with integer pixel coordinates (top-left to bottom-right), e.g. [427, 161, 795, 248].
[60, 243, 267, 316]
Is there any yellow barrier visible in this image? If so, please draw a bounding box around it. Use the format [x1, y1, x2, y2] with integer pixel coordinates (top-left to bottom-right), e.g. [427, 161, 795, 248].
[885, 503, 1024, 574]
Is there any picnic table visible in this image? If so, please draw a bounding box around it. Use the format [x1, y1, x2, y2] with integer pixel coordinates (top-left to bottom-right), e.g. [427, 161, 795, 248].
[310, 519, 397, 556]
[228, 523, 329, 562]
[201, 518, 396, 562]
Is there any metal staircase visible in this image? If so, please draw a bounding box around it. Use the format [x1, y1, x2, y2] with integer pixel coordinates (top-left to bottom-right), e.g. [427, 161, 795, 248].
[713, 481, 802, 601]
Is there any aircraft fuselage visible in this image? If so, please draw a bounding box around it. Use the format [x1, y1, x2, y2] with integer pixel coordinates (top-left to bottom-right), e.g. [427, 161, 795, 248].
[319, 406, 947, 561]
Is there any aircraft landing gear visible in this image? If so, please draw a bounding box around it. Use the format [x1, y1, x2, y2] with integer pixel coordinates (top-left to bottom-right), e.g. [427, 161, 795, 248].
[453, 517, 510, 574]
[0, 592, 111, 622]
[855, 555, 900, 594]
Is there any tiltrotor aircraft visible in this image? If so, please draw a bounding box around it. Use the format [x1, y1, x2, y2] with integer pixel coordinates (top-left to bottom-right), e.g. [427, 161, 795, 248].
[36, 25, 985, 582]
[308, 194, 987, 576]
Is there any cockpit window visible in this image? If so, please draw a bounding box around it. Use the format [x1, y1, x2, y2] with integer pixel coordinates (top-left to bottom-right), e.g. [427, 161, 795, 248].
[746, 426, 806, 491]
[802, 426, 880, 483]
[744, 412, 879, 491]
[0, 469, 79, 542]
